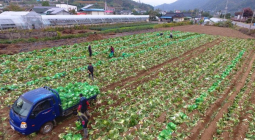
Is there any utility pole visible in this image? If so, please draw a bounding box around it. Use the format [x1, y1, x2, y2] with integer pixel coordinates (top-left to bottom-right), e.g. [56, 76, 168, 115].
[214, 6, 217, 17]
[249, 9, 255, 33]
[240, 8, 244, 22]
[224, 0, 229, 19]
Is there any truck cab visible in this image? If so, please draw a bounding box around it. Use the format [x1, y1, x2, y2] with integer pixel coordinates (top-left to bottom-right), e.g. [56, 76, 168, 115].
[9, 87, 61, 135]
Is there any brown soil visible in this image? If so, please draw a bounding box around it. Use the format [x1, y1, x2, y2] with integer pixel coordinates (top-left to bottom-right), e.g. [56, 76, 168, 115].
[86, 34, 104, 41]
[62, 29, 91, 34]
[0, 44, 21, 55]
[62, 29, 75, 34]
[169, 25, 254, 39]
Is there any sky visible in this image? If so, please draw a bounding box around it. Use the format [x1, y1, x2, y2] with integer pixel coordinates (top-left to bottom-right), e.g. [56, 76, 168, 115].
[133, 0, 177, 6]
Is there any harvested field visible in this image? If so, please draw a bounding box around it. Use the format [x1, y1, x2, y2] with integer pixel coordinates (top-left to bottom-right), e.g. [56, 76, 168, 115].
[1, 26, 255, 140]
[170, 25, 253, 39]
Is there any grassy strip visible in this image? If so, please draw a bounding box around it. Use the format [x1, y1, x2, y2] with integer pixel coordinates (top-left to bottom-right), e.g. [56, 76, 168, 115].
[154, 21, 192, 29]
[89, 23, 156, 31]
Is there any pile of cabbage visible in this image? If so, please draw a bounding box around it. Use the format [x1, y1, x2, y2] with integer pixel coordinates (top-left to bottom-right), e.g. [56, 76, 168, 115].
[55, 82, 100, 110]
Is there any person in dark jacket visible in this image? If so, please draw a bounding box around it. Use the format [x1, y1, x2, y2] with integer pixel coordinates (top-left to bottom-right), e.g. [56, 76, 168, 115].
[87, 63, 94, 81]
[88, 45, 92, 57]
[77, 112, 89, 139]
[78, 94, 90, 118]
[110, 46, 114, 56]
[170, 33, 173, 38]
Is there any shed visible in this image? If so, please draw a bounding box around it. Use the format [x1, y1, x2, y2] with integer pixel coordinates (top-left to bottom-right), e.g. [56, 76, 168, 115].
[44, 8, 70, 15]
[32, 6, 55, 14]
[79, 8, 105, 15]
[56, 4, 77, 12]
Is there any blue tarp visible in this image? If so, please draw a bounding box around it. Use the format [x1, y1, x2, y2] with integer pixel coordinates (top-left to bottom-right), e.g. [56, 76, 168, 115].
[161, 16, 172, 19]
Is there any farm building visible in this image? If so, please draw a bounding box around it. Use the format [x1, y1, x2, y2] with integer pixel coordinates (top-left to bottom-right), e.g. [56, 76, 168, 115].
[161, 12, 193, 22]
[0, 12, 149, 29]
[79, 8, 105, 15]
[32, 6, 56, 14]
[44, 8, 70, 15]
[56, 4, 77, 12]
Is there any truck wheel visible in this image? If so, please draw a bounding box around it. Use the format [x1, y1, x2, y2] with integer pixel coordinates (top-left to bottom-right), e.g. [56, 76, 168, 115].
[40, 122, 53, 134]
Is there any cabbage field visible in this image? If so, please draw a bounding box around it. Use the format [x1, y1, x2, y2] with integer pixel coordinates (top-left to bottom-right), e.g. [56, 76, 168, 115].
[1, 30, 255, 140]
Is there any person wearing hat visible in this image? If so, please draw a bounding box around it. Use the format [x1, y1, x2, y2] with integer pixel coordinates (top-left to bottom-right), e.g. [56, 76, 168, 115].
[78, 94, 90, 119]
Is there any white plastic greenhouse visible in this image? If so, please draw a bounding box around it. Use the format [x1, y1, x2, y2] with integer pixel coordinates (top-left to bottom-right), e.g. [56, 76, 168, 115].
[0, 11, 43, 29]
[0, 12, 149, 30]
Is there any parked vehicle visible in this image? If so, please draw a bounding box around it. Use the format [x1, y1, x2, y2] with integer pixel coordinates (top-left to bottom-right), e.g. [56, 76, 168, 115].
[9, 86, 97, 135]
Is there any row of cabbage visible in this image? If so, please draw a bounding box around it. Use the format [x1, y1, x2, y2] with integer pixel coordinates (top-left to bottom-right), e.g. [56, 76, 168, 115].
[0, 31, 195, 89]
[86, 38, 255, 139]
[1, 32, 209, 106]
[213, 58, 255, 139]
[158, 39, 255, 139]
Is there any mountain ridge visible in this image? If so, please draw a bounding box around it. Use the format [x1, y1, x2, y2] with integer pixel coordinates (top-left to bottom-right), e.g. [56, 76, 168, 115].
[155, 0, 255, 13]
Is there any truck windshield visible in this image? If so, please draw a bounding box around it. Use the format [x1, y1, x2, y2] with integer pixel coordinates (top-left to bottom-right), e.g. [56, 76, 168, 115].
[12, 97, 32, 117]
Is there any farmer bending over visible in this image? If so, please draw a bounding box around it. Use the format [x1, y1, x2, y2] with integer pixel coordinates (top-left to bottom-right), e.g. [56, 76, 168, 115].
[170, 33, 173, 38]
[78, 93, 90, 118]
[110, 46, 114, 56]
[77, 111, 89, 139]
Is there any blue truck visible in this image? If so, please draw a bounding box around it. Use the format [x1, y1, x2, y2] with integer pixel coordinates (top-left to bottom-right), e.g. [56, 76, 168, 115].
[9, 86, 97, 135]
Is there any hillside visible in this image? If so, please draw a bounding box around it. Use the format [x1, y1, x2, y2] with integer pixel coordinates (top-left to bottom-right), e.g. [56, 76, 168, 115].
[73, 0, 153, 12]
[155, 0, 210, 11]
[155, 0, 255, 13]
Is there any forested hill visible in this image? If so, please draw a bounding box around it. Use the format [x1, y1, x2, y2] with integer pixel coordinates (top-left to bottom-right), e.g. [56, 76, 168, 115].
[155, 0, 255, 13]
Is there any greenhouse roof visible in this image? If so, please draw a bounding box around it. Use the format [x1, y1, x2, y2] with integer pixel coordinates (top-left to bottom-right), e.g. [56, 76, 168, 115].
[41, 15, 149, 20]
[1, 11, 40, 16]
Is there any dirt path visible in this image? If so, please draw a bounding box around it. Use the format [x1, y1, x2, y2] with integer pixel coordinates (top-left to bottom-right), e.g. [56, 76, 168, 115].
[186, 51, 255, 140]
